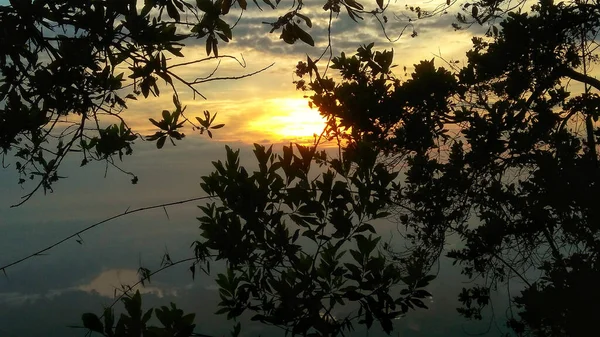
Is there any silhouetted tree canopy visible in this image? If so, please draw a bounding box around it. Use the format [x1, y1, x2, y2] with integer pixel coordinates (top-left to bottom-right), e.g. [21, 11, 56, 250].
[0, 0, 526, 204]
[287, 0, 599, 336]
[0, 0, 471, 206]
[2, 0, 599, 337]
[185, 0, 600, 336]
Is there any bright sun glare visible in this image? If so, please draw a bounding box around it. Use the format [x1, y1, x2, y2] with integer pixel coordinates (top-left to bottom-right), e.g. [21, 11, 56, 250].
[250, 98, 327, 142]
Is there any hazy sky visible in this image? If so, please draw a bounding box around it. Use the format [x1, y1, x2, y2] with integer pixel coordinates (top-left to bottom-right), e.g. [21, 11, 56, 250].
[100, 0, 479, 145]
[0, 1, 513, 336]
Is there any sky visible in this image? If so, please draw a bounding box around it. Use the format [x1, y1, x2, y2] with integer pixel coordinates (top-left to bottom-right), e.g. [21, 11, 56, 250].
[0, 1, 515, 336]
[105, 0, 479, 145]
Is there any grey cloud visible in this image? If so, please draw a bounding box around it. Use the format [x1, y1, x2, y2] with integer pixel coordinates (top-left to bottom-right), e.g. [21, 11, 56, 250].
[173, 6, 482, 75]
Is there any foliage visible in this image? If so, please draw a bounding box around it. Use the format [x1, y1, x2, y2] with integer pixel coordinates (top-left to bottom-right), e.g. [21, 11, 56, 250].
[192, 144, 436, 335]
[446, 1, 600, 335]
[1, 0, 591, 336]
[81, 290, 198, 337]
[290, 0, 600, 336]
[1, 0, 427, 204]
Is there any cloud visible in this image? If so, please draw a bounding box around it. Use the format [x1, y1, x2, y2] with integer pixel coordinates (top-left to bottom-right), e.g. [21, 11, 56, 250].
[77, 268, 176, 298]
[174, 4, 476, 67]
[0, 292, 43, 305]
[0, 268, 175, 306]
[97, 5, 480, 149]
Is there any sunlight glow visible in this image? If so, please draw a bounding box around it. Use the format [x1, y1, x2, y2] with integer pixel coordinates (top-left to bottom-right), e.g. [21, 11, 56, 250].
[248, 98, 327, 142]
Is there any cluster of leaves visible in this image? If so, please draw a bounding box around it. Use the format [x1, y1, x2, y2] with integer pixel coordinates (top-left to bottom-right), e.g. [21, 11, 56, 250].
[191, 143, 436, 335]
[1, 0, 421, 204]
[290, 1, 600, 336]
[0, 0, 237, 202]
[445, 1, 600, 335]
[81, 290, 197, 337]
[146, 95, 187, 149]
[79, 2, 600, 335]
[21, 0, 597, 337]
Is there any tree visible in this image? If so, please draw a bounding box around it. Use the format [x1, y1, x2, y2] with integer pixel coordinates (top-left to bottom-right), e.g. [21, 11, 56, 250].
[6, 0, 597, 336]
[0, 0, 473, 336]
[0, 1, 455, 336]
[285, 0, 600, 336]
[192, 143, 437, 336]
[1, 0, 443, 206]
[445, 1, 600, 335]
[81, 291, 199, 337]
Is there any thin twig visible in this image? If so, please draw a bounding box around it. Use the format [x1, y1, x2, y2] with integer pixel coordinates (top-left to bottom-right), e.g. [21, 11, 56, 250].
[0, 195, 213, 272]
[190, 63, 275, 85]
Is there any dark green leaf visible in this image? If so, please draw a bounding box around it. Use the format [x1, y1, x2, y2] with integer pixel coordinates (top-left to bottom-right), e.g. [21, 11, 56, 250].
[82, 313, 103, 333]
[292, 24, 314, 47]
[157, 136, 167, 149]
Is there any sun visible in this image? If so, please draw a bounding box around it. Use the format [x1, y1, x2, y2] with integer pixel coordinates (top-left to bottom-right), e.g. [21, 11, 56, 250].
[249, 98, 327, 142]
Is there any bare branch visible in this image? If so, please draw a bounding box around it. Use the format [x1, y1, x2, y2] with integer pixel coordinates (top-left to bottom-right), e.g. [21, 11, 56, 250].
[0, 196, 213, 272]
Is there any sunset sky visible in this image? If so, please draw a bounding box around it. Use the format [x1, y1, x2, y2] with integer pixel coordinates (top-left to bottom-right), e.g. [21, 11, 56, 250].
[0, 1, 510, 337]
[119, 0, 478, 145]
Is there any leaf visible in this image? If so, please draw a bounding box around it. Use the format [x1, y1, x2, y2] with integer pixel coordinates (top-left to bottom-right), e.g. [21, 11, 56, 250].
[349, 249, 363, 265]
[141, 82, 150, 98]
[172, 94, 181, 110]
[196, 0, 213, 12]
[196, 116, 209, 128]
[345, 7, 359, 22]
[82, 313, 104, 333]
[166, 46, 184, 57]
[296, 13, 312, 28]
[211, 124, 225, 129]
[422, 274, 436, 283]
[376, 0, 383, 10]
[231, 322, 241, 337]
[345, 0, 364, 10]
[141, 4, 153, 17]
[217, 32, 229, 42]
[214, 308, 230, 315]
[212, 38, 219, 57]
[416, 274, 436, 288]
[157, 136, 167, 149]
[411, 298, 428, 309]
[281, 26, 295, 44]
[222, 0, 232, 14]
[103, 308, 114, 335]
[292, 24, 314, 47]
[238, 0, 248, 10]
[149, 118, 161, 128]
[414, 289, 432, 298]
[356, 223, 376, 233]
[142, 308, 154, 323]
[166, 1, 180, 21]
[162, 109, 171, 124]
[206, 36, 213, 56]
[217, 20, 233, 39]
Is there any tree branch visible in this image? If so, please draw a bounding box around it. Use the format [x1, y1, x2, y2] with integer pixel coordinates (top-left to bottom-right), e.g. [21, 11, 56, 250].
[562, 67, 600, 91]
[0, 196, 213, 272]
[189, 63, 275, 85]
